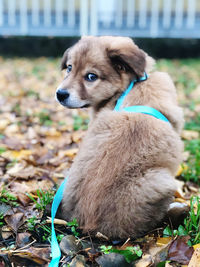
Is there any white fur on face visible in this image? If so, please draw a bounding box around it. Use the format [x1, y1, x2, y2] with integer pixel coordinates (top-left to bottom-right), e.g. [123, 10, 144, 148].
[55, 86, 90, 108]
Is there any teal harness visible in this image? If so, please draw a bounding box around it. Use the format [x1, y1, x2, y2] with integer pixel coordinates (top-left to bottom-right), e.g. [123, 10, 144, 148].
[49, 73, 169, 266]
[114, 72, 169, 122]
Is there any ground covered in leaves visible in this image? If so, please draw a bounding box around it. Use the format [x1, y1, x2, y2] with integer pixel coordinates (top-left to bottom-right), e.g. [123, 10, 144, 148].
[0, 57, 200, 267]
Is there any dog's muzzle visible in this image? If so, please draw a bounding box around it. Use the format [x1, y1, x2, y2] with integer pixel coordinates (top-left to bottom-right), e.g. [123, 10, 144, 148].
[56, 88, 69, 102]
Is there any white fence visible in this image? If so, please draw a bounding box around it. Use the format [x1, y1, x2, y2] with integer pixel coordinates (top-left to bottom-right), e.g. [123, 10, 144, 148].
[0, 0, 199, 38]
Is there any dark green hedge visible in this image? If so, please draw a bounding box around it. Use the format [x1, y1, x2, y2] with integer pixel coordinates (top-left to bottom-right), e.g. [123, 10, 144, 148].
[0, 36, 200, 59]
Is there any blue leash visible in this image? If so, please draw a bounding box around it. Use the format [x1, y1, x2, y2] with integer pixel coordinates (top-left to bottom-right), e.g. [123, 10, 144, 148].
[49, 177, 68, 267]
[49, 72, 169, 266]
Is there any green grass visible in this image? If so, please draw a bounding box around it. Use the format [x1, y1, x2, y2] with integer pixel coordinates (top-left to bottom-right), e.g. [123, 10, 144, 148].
[73, 115, 89, 131]
[0, 188, 19, 207]
[27, 189, 55, 211]
[34, 109, 53, 126]
[0, 147, 6, 155]
[156, 59, 200, 96]
[182, 139, 200, 184]
[163, 196, 200, 246]
[0, 212, 4, 226]
[185, 114, 200, 131]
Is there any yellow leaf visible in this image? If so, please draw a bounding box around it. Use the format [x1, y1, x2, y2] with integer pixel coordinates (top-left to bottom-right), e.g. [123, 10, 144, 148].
[2, 150, 32, 160]
[188, 248, 200, 267]
[58, 148, 79, 158]
[156, 237, 172, 246]
[174, 198, 188, 203]
[193, 244, 200, 250]
[44, 128, 61, 137]
[72, 131, 85, 143]
[0, 119, 10, 130]
[176, 164, 188, 177]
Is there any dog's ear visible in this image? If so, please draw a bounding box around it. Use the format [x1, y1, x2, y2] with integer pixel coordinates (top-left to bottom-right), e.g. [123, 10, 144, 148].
[61, 48, 70, 70]
[107, 41, 146, 78]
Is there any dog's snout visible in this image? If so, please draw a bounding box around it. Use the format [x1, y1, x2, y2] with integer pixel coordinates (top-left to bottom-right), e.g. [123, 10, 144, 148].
[56, 89, 69, 102]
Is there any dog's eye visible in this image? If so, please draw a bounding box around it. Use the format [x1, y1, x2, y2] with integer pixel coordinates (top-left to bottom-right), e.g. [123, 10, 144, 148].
[85, 73, 98, 82]
[66, 65, 72, 73]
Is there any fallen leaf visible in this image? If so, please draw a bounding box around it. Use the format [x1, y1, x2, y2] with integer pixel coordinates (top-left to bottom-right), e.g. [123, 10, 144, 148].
[167, 236, 194, 265]
[3, 137, 25, 150]
[42, 128, 61, 137]
[156, 237, 172, 246]
[181, 130, 199, 140]
[193, 244, 200, 250]
[7, 163, 39, 179]
[135, 254, 153, 267]
[1, 225, 13, 239]
[72, 130, 85, 143]
[13, 246, 51, 264]
[2, 150, 32, 160]
[17, 193, 32, 206]
[5, 212, 24, 232]
[10, 179, 54, 194]
[188, 248, 200, 267]
[16, 232, 32, 248]
[58, 148, 78, 158]
[0, 119, 10, 130]
[176, 164, 189, 177]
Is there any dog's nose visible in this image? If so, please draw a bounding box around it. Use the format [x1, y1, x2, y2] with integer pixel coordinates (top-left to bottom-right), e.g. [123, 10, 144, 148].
[56, 89, 70, 102]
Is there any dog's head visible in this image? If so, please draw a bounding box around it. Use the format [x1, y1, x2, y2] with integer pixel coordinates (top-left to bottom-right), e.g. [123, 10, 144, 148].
[56, 36, 148, 109]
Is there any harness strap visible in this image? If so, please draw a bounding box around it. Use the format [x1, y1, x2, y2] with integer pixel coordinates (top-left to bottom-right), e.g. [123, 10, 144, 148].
[114, 72, 169, 123]
[123, 106, 169, 122]
[114, 72, 148, 111]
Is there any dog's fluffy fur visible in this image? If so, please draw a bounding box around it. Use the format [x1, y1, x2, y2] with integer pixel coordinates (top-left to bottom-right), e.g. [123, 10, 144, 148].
[56, 36, 184, 239]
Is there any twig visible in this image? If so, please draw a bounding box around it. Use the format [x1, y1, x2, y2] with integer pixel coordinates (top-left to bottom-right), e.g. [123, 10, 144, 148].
[13, 239, 36, 253]
[121, 237, 130, 249]
[87, 231, 94, 250]
[46, 217, 67, 225]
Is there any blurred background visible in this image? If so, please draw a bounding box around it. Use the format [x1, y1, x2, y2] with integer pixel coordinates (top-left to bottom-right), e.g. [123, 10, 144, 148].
[0, 0, 200, 57]
[0, 2, 200, 264]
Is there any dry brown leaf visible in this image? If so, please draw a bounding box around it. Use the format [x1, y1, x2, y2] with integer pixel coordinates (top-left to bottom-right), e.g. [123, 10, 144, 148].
[13, 246, 51, 264]
[1, 225, 13, 239]
[4, 212, 24, 233]
[7, 163, 39, 179]
[16, 232, 32, 248]
[10, 179, 54, 194]
[167, 236, 194, 265]
[3, 137, 25, 150]
[17, 193, 32, 206]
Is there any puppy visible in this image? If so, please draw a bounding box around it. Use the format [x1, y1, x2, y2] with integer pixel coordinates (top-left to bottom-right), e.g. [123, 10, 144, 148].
[56, 36, 184, 239]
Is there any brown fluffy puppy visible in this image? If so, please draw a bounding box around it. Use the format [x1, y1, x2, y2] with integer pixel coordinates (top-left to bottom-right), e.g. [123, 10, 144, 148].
[56, 36, 184, 239]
